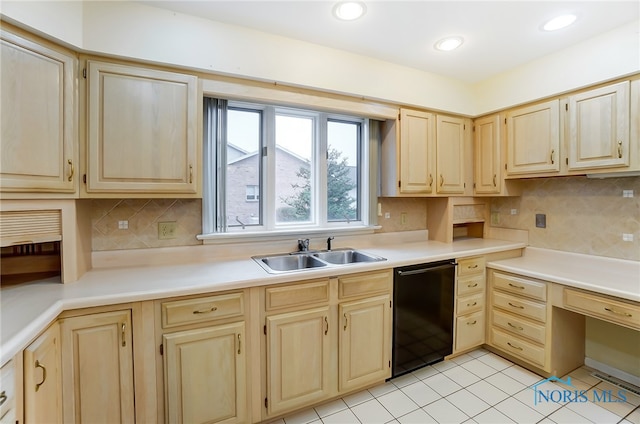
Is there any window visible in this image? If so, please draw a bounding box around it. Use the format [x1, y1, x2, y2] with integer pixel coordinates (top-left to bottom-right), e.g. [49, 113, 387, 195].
[203, 98, 371, 236]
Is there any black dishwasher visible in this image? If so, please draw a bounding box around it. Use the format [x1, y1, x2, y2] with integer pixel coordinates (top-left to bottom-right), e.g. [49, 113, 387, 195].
[392, 260, 456, 378]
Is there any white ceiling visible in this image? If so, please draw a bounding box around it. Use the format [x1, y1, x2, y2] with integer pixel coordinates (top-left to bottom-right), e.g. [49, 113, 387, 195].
[137, 1, 639, 83]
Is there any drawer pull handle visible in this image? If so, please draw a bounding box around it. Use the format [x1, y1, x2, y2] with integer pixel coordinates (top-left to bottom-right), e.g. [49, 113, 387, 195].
[429, 174, 433, 187]
[467, 320, 477, 325]
[508, 283, 525, 289]
[468, 264, 479, 269]
[508, 322, 524, 331]
[121, 323, 126, 347]
[507, 342, 523, 351]
[604, 307, 632, 318]
[237, 334, 241, 355]
[550, 149, 555, 164]
[324, 316, 329, 335]
[35, 360, 47, 392]
[493, 174, 497, 187]
[193, 306, 218, 314]
[618, 141, 623, 158]
[440, 174, 444, 187]
[508, 302, 524, 309]
[67, 159, 74, 182]
[0, 390, 6, 406]
[468, 283, 478, 288]
[189, 164, 193, 184]
[467, 302, 478, 307]
[343, 313, 348, 331]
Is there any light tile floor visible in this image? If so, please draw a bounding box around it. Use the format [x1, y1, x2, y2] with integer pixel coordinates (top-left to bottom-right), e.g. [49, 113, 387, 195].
[270, 349, 640, 424]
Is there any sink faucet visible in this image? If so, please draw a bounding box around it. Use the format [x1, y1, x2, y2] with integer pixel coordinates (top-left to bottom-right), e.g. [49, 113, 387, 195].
[297, 238, 310, 252]
[327, 236, 335, 251]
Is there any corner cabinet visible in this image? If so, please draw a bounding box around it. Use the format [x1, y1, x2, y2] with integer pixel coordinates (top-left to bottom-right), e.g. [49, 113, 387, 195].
[60, 310, 135, 423]
[0, 29, 77, 194]
[24, 322, 62, 423]
[85, 61, 199, 196]
[506, 99, 560, 176]
[567, 81, 630, 171]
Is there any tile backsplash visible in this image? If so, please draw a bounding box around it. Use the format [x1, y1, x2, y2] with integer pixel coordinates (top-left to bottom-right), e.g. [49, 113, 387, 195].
[91, 199, 202, 251]
[90, 176, 639, 261]
[490, 176, 640, 261]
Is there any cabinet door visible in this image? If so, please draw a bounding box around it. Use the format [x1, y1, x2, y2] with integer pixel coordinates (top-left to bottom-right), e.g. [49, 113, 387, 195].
[399, 109, 435, 194]
[339, 295, 391, 392]
[474, 115, 501, 194]
[506, 100, 560, 175]
[568, 81, 630, 171]
[24, 322, 62, 424]
[60, 310, 134, 423]
[0, 30, 76, 193]
[87, 61, 198, 194]
[163, 322, 246, 424]
[266, 307, 331, 416]
[436, 115, 466, 194]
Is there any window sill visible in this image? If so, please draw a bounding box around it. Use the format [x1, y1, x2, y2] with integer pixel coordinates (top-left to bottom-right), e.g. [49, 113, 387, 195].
[197, 225, 381, 245]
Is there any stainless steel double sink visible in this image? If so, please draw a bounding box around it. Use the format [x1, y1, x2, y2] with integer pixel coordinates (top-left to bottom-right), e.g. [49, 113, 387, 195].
[253, 248, 386, 274]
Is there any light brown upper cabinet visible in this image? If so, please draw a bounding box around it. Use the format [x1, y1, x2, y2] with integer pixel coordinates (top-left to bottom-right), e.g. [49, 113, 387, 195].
[398, 109, 436, 194]
[473, 115, 502, 194]
[436, 115, 467, 194]
[506, 100, 560, 176]
[381, 109, 470, 196]
[85, 61, 199, 196]
[567, 81, 630, 171]
[0, 29, 77, 195]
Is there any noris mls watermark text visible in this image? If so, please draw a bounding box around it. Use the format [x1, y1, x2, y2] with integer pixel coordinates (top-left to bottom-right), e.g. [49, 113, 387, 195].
[532, 376, 627, 406]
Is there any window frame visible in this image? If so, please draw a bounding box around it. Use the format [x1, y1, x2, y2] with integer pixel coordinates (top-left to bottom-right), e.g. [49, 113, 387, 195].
[200, 97, 377, 242]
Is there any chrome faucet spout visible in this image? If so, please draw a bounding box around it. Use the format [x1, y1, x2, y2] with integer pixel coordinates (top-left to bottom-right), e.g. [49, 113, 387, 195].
[298, 238, 310, 252]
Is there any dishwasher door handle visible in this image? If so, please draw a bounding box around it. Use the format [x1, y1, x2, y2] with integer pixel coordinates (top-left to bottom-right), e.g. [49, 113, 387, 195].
[397, 263, 456, 276]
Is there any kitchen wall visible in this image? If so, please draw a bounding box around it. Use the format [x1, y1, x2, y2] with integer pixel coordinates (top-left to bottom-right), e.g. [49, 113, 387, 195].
[376, 197, 429, 233]
[490, 176, 640, 261]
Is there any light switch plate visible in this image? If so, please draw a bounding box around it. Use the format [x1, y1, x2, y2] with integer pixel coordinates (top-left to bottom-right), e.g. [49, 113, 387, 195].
[535, 214, 546, 228]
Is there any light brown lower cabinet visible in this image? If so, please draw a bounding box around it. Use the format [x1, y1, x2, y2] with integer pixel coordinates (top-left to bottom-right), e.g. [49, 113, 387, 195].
[60, 310, 135, 423]
[163, 322, 247, 424]
[24, 322, 62, 424]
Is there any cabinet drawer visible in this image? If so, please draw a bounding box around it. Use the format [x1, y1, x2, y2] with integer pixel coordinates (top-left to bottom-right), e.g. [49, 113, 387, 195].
[492, 291, 547, 323]
[457, 292, 484, 315]
[338, 270, 391, 299]
[266, 279, 330, 311]
[458, 257, 485, 276]
[492, 309, 546, 344]
[455, 311, 485, 352]
[0, 360, 15, 420]
[493, 272, 547, 301]
[491, 328, 545, 368]
[162, 292, 244, 328]
[457, 274, 485, 297]
[564, 289, 640, 330]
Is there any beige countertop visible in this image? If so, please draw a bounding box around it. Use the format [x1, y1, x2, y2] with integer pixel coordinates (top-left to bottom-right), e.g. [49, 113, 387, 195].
[487, 247, 640, 303]
[3, 237, 639, 366]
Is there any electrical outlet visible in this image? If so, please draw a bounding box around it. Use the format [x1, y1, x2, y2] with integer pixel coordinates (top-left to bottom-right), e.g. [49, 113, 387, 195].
[401, 212, 407, 225]
[384, 212, 390, 219]
[623, 190, 634, 198]
[510, 209, 518, 215]
[158, 221, 177, 240]
[535, 214, 546, 228]
[118, 220, 128, 230]
[622, 233, 634, 242]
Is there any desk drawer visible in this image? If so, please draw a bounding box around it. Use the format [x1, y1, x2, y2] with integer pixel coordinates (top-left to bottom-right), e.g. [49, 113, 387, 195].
[457, 292, 484, 315]
[265, 279, 330, 311]
[162, 292, 244, 328]
[492, 309, 546, 344]
[458, 257, 485, 277]
[491, 328, 545, 368]
[493, 271, 547, 301]
[493, 291, 546, 323]
[457, 274, 485, 297]
[564, 289, 640, 330]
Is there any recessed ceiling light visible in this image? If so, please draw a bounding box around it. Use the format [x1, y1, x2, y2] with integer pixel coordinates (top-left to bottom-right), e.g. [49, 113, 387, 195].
[434, 36, 464, 52]
[542, 14, 577, 31]
[333, 2, 366, 21]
